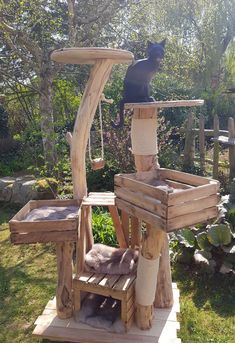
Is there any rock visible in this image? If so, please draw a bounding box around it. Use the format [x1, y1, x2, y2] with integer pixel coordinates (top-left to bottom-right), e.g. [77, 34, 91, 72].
[0, 175, 58, 205]
[0, 177, 15, 201]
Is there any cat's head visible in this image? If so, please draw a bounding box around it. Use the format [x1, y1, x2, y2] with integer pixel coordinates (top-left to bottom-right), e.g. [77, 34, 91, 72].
[147, 40, 166, 63]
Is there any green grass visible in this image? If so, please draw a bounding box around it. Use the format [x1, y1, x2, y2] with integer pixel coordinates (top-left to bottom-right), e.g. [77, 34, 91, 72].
[0, 205, 235, 343]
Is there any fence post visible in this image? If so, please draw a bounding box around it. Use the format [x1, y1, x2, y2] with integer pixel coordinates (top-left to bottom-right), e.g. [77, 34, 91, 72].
[228, 117, 235, 181]
[199, 114, 205, 173]
[183, 112, 195, 170]
[213, 115, 220, 179]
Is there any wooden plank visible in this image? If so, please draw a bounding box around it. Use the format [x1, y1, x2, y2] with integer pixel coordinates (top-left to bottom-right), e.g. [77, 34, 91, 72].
[165, 179, 193, 190]
[108, 205, 128, 248]
[126, 301, 135, 321]
[213, 114, 220, 179]
[168, 194, 219, 219]
[88, 274, 105, 285]
[159, 168, 213, 186]
[115, 198, 166, 231]
[76, 207, 87, 274]
[76, 272, 94, 283]
[73, 280, 123, 300]
[88, 192, 115, 197]
[131, 216, 141, 249]
[115, 174, 168, 204]
[10, 230, 78, 244]
[82, 198, 115, 206]
[98, 274, 120, 288]
[9, 218, 77, 233]
[121, 211, 130, 247]
[132, 107, 157, 119]
[113, 274, 136, 292]
[167, 206, 218, 232]
[183, 112, 195, 169]
[168, 183, 218, 206]
[30, 199, 79, 209]
[125, 99, 204, 109]
[115, 186, 167, 218]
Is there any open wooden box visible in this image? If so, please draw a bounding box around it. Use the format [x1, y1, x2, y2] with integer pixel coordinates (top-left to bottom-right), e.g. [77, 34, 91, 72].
[9, 199, 79, 244]
[115, 168, 220, 232]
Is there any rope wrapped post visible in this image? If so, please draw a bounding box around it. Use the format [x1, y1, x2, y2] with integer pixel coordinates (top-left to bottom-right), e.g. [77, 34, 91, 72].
[130, 107, 170, 329]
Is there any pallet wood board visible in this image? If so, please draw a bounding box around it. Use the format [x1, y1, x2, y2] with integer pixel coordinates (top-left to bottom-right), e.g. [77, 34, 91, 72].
[9, 199, 79, 244]
[33, 283, 181, 343]
[114, 168, 220, 232]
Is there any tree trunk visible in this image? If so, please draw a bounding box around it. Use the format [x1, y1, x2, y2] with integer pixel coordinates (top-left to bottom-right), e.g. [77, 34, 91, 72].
[39, 61, 57, 173]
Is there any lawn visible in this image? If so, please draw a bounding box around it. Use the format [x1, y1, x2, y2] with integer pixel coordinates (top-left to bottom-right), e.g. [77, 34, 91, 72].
[0, 205, 235, 343]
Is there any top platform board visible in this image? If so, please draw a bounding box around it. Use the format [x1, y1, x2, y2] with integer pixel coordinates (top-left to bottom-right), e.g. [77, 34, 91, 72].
[51, 47, 134, 65]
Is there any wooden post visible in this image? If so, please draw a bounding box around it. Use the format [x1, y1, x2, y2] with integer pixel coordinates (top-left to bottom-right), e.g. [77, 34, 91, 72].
[199, 114, 205, 174]
[228, 117, 235, 180]
[213, 115, 220, 179]
[183, 112, 195, 170]
[56, 242, 74, 319]
[132, 107, 169, 330]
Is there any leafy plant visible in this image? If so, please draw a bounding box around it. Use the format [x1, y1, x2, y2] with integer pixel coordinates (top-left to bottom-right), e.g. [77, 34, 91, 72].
[92, 208, 117, 247]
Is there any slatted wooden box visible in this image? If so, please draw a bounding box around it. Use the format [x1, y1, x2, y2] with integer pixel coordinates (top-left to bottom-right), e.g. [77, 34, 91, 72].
[115, 168, 220, 232]
[9, 199, 79, 244]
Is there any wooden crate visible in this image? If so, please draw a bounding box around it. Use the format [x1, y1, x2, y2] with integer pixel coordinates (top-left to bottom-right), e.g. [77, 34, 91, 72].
[9, 199, 79, 244]
[73, 272, 136, 332]
[114, 168, 220, 232]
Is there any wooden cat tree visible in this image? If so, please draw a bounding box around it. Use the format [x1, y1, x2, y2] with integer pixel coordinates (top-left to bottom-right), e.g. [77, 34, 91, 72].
[9, 48, 220, 343]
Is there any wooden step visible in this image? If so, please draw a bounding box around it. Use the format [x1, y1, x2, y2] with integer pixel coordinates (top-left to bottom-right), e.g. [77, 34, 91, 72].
[82, 192, 116, 206]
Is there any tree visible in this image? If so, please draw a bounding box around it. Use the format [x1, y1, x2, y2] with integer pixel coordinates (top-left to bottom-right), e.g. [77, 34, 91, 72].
[0, 0, 129, 172]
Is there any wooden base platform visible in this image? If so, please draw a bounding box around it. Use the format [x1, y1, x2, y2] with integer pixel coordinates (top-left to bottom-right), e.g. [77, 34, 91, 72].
[33, 283, 181, 343]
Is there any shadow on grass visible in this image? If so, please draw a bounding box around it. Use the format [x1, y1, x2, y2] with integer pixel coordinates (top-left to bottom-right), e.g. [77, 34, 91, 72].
[173, 263, 235, 318]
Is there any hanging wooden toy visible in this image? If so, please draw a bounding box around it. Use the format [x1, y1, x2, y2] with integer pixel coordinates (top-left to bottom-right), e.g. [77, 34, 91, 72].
[88, 94, 113, 170]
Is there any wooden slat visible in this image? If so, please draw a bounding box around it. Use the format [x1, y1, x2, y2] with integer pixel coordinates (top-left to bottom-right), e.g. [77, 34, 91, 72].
[168, 183, 218, 206]
[10, 230, 78, 244]
[82, 198, 115, 206]
[29, 199, 79, 209]
[167, 206, 218, 232]
[88, 274, 105, 285]
[73, 279, 123, 300]
[159, 168, 213, 186]
[168, 194, 219, 219]
[121, 211, 130, 247]
[76, 272, 94, 283]
[130, 216, 141, 249]
[108, 205, 128, 248]
[115, 186, 167, 218]
[98, 274, 121, 288]
[88, 192, 115, 197]
[116, 198, 166, 231]
[9, 218, 77, 233]
[165, 179, 193, 190]
[126, 301, 135, 321]
[125, 99, 204, 109]
[115, 174, 168, 204]
[113, 274, 136, 292]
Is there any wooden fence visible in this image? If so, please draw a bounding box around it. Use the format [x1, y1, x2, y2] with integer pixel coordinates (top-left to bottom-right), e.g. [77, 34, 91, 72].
[182, 114, 235, 180]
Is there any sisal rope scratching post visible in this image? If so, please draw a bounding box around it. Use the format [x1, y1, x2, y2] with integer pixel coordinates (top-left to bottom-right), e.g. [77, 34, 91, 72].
[131, 107, 166, 329]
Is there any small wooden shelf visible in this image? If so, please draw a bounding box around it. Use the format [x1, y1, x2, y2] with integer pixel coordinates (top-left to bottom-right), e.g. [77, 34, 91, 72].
[74, 272, 136, 331]
[51, 47, 134, 65]
[115, 168, 220, 232]
[125, 99, 204, 109]
[9, 199, 79, 244]
[82, 192, 115, 206]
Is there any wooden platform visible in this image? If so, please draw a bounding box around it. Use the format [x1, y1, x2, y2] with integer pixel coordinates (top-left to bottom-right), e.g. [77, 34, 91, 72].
[33, 283, 181, 343]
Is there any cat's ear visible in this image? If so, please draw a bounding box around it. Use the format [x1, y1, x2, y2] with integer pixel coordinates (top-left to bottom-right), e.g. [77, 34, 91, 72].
[159, 39, 166, 47]
[147, 40, 154, 49]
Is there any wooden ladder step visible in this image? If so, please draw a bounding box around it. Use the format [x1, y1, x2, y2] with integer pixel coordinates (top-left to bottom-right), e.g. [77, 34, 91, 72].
[82, 192, 116, 206]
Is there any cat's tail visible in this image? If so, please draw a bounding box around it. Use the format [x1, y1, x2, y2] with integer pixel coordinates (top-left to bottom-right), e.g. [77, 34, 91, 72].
[111, 99, 125, 129]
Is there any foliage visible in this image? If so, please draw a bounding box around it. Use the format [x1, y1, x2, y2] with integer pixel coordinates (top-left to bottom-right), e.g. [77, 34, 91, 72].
[92, 208, 118, 247]
[170, 193, 235, 274]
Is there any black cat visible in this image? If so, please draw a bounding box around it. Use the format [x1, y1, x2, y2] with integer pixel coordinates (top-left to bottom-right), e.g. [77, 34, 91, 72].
[112, 40, 166, 128]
